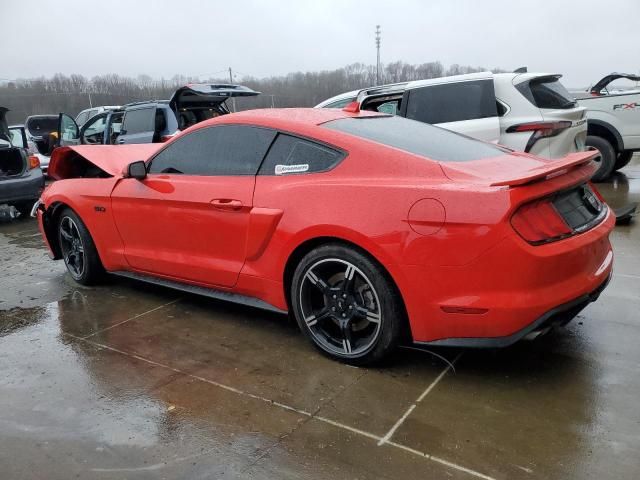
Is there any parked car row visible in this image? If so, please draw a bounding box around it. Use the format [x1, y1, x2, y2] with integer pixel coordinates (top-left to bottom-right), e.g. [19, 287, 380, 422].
[57, 84, 260, 147]
[317, 69, 639, 182]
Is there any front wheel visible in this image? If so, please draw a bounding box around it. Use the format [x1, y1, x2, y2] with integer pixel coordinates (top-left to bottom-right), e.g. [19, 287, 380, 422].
[57, 208, 104, 285]
[291, 244, 406, 365]
[585, 136, 616, 182]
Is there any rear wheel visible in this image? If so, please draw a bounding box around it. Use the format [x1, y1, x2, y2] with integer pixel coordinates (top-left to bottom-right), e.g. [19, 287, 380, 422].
[291, 244, 405, 365]
[614, 150, 634, 171]
[57, 208, 104, 285]
[586, 136, 615, 182]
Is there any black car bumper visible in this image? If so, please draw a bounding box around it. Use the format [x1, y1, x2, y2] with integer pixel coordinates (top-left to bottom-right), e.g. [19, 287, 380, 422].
[0, 168, 45, 205]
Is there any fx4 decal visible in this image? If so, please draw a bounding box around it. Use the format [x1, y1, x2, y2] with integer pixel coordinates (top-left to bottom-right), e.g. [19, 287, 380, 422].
[613, 102, 639, 111]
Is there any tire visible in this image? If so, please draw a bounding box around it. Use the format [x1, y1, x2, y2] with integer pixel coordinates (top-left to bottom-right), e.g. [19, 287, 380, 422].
[57, 208, 104, 285]
[290, 243, 405, 365]
[614, 150, 634, 171]
[585, 136, 616, 182]
[13, 201, 35, 219]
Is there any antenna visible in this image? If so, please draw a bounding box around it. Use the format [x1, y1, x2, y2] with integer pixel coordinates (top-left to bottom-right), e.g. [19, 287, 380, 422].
[375, 25, 382, 85]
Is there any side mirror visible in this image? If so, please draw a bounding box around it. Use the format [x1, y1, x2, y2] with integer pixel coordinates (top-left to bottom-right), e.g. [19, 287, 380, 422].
[126, 160, 147, 180]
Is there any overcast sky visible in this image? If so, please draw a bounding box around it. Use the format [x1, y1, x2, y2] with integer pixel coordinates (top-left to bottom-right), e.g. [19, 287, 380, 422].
[2, 0, 638, 87]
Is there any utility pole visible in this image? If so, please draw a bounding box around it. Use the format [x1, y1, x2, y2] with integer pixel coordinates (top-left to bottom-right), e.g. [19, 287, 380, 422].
[375, 25, 381, 85]
[229, 67, 236, 112]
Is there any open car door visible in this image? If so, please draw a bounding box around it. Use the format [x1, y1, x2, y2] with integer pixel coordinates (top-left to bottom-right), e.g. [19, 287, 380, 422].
[57, 113, 80, 148]
[169, 84, 260, 129]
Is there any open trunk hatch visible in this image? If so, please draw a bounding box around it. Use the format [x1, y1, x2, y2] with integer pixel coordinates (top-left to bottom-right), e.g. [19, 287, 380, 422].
[26, 115, 58, 155]
[169, 84, 260, 114]
[0, 107, 27, 178]
[0, 148, 27, 178]
[591, 73, 640, 94]
[0, 107, 11, 144]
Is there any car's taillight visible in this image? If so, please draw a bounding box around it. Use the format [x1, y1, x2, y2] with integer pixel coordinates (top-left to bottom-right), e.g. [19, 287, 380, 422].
[506, 121, 572, 152]
[28, 155, 40, 170]
[511, 198, 572, 244]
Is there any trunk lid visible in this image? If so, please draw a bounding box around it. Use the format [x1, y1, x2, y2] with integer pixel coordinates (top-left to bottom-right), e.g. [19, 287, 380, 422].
[169, 84, 260, 114]
[439, 150, 598, 187]
[590, 73, 640, 94]
[0, 107, 11, 145]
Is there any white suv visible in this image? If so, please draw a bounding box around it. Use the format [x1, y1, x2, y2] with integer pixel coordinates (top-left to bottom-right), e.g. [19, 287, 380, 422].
[316, 71, 598, 178]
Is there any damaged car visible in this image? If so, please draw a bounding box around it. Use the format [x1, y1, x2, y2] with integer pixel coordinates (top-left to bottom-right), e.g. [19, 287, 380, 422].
[35, 108, 613, 364]
[57, 84, 260, 147]
[0, 107, 45, 217]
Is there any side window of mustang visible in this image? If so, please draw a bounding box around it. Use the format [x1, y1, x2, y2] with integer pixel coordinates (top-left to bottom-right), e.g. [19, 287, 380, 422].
[148, 125, 276, 175]
[258, 134, 345, 175]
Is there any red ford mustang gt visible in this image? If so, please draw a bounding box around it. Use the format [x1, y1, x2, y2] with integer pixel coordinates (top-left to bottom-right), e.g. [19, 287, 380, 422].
[34, 108, 614, 364]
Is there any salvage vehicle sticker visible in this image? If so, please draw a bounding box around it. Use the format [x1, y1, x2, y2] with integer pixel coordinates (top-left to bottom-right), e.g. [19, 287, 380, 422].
[275, 164, 309, 175]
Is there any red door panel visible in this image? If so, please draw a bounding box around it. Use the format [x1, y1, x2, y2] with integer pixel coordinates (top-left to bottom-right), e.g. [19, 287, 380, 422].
[110, 174, 255, 287]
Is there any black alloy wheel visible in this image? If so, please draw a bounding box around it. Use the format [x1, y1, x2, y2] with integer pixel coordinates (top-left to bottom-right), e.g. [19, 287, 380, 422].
[292, 244, 405, 365]
[57, 208, 104, 285]
[59, 215, 85, 280]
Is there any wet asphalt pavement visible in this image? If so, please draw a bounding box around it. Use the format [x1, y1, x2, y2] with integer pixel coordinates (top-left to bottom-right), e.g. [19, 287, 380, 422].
[1, 159, 639, 480]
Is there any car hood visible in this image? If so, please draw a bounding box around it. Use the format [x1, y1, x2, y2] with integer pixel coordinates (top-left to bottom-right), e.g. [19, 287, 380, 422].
[439, 150, 598, 187]
[169, 84, 260, 112]
[0, 107, 11, 144]
[48, 144, 162, 180]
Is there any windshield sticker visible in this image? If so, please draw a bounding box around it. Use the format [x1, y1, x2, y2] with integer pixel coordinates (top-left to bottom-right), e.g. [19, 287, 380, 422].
[275, 164, 309, 175]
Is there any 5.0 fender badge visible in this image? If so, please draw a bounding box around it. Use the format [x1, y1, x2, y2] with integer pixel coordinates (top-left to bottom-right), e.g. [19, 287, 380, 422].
[94, 206, 106, 213]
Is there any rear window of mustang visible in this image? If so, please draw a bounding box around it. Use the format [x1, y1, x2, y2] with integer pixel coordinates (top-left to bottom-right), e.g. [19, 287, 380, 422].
[323, 115, 508, 162]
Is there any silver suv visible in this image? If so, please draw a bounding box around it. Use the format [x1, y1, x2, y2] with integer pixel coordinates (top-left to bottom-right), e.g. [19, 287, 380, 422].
[317, 71, 600, 178]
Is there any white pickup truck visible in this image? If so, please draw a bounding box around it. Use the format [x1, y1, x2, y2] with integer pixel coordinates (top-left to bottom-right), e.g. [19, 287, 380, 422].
[572, 73, 640, 178]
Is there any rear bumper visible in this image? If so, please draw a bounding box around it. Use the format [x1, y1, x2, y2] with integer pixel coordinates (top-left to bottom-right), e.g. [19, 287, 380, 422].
[401, 207, 615, 344]
[416, 273, 611, 348]
[0, 168, 44, 204]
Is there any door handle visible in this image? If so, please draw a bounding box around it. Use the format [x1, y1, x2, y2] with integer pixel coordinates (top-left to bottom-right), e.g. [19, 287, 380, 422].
[211, 199, 243, 211]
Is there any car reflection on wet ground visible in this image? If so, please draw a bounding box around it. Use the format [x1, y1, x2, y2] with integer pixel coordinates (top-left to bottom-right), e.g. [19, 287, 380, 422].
[1, 158, 639, 480]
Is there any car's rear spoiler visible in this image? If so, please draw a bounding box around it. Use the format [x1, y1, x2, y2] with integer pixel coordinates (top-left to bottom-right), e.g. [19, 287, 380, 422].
[490, 150, 598, 187]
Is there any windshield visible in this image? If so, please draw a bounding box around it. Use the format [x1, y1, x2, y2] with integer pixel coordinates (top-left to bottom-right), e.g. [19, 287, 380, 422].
[323, 115, 508, 162]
